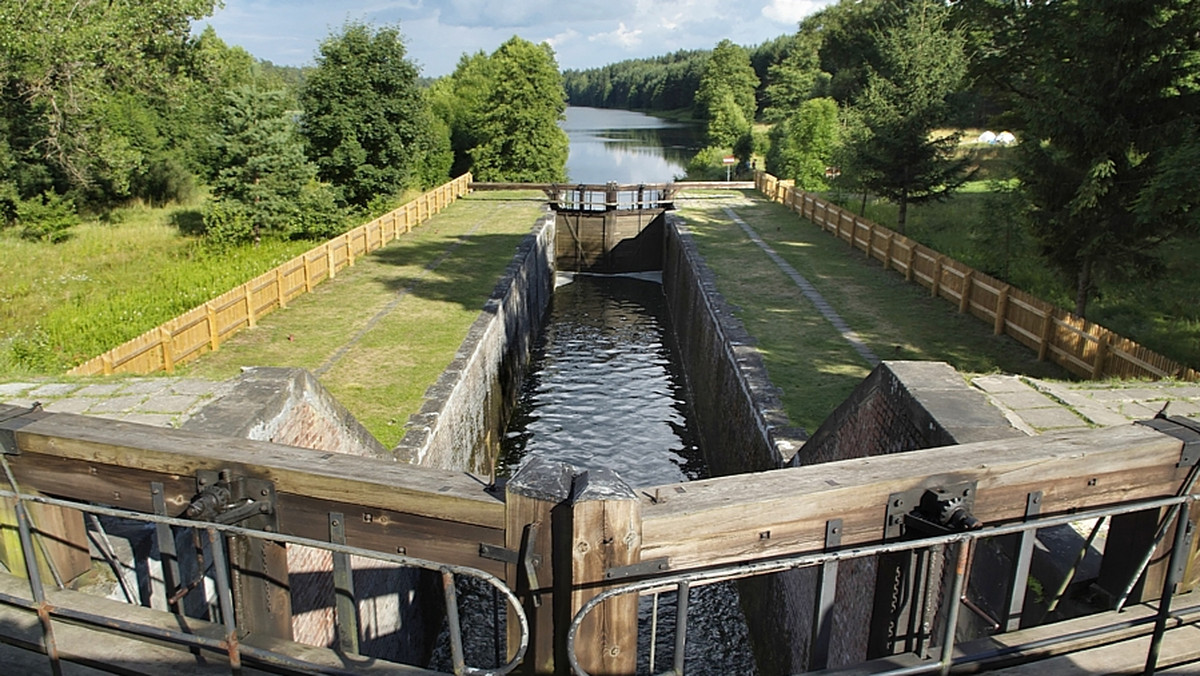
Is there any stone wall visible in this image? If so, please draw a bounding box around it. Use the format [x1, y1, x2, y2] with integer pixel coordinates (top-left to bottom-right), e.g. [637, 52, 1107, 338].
[661, 212, 806, 476]
[394, 212, 556, 474]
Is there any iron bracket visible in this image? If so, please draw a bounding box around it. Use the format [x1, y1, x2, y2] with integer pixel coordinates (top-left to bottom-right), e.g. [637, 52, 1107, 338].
[605, 557, 671, 581]
[1137, 416, 1200, 467]
[1170, 518, 1195, 581]
[186, 469, 277, 532]
[886, 481, 980, 540]
[478, 524, 545, 607]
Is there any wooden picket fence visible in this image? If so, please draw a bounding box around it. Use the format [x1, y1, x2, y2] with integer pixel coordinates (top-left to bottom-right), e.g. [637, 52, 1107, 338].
[69, 174, 474, 377]
[756, 172, 1199, 382]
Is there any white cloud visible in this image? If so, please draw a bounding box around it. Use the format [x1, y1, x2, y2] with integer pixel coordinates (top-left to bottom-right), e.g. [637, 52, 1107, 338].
[588, 22, 644, 49]
[762, 0, 824, 25]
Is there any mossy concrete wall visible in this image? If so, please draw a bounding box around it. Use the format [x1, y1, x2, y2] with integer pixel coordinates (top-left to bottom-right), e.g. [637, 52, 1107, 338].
[394, 212, 557, 475]
[661, 212, 806, 476]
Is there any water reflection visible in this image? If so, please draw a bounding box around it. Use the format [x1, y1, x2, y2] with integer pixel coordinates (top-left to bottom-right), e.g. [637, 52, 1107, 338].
[563, 106, 704, 184]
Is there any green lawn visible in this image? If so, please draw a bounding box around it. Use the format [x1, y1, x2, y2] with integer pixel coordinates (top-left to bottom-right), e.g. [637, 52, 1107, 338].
[181, 192, 546, 446]
[677, 190, 1068, 434]
[0, 204, 315, 376]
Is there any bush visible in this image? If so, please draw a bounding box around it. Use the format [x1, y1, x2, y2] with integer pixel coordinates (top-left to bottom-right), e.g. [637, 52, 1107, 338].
[686, 146, 732, 181]
[201, 198, 254, 246]
[18, 192, 79, 243]
[292, 182, 347, 240]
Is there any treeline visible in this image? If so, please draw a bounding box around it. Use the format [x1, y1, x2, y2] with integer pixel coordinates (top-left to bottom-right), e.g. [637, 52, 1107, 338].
[0, 2, 568, 246]
[565, 0, 1200, 320]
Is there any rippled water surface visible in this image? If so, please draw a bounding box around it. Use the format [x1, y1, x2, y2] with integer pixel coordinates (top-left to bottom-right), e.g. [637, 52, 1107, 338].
[497, 273, 757, 675]
[499, 273, 705, 484]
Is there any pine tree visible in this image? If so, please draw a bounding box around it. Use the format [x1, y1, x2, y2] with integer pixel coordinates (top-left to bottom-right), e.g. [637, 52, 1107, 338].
[845, 0, 971, 234]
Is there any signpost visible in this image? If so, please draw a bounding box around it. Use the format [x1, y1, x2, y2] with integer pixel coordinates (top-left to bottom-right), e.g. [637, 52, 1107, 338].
[723, 155, 736, 181]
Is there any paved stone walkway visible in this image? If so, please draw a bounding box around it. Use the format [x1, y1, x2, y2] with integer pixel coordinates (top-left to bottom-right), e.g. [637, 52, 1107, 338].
[0, 377, 235, 428]
[970, 374, 1200, 435]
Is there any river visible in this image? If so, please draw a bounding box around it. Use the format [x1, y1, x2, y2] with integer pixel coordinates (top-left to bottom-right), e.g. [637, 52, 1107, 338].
[561, 106, 704, 184]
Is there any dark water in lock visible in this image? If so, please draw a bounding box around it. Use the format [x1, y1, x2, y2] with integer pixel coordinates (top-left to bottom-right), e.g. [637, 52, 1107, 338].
[498, 273, 757, 675]
[497, 273, 704, 484]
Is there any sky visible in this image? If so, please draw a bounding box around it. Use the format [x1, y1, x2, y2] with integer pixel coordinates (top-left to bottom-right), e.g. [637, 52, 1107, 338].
[195, 0, 838, 78]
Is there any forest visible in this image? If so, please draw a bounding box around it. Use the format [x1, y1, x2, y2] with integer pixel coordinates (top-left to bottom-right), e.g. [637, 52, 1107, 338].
[3, 0, 1199, 372]
[566, 0, 1200, 327]
[0, 1, 568, 249]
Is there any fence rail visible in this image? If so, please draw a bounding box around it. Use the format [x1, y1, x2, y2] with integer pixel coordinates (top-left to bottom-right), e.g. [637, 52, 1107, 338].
[755, 173, 1200, 382]
[69, 174, 474, 377]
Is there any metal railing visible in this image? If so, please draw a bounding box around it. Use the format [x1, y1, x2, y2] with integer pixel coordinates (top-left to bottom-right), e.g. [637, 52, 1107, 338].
[0, 478, 529, 676]
[567, 491, 1199, 676]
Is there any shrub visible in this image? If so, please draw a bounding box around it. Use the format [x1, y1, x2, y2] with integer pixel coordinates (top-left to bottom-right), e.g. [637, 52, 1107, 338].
[201, 198, 254, 246]
[18, 192, 79, 243]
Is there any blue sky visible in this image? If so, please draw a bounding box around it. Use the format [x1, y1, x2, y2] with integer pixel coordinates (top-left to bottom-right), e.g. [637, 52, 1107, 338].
[195, 0, 837, 78]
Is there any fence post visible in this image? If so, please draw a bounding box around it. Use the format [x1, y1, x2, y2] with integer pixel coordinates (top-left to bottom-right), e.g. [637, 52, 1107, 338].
[302, 255, 312, 293]
[883, 233, 893, 271]
[505, 457, 574, 672]
[159, 327, 175, 373]
[994, 285, 1010, 336]
[1038, 309, 1055, 362]
[905, 244, 916, 282]
[206, 302, 220, 351]
[276, 268, 287, 309]
[1092, 333, 1111, 379]
[101, 353, 114, 376]
[959, 270, 973, 314]
[244, 284, 256, 328]
[931, 255, 943, 298]
[567, 468, 641, 676]
[326, 244, 336, 280]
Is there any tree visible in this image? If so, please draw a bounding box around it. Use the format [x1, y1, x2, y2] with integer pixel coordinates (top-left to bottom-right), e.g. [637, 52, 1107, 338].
[845, 0, 971, 233]
[767, 98, 840, 190]
[695, 40, 759, 147]
[468, 37, 569, 182]
[960, 0, 1200, 317]
[206, 86, 337, 244]
[300, 22, 449, 207]
[0, 0, 219, 206]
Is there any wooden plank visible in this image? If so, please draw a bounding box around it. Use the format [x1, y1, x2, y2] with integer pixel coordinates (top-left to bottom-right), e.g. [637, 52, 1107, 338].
[504, 458, 573, 670]
[1, 410, 504, 530]
[639, 425, 1186, 572]
[5, 452, 505, 574]
[568, 470, 641, 676]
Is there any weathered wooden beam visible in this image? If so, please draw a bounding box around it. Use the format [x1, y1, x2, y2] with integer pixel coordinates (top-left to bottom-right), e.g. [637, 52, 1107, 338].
[0, 407, 503, 529]
[0, 407, 505, 573]
[504, 457, 574, 672]
[566, 469, 641, 676]
[639, 425, 1189, 572]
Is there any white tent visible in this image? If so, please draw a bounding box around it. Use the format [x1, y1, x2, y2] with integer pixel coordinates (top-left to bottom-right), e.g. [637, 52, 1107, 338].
[978, 130, 998, 144]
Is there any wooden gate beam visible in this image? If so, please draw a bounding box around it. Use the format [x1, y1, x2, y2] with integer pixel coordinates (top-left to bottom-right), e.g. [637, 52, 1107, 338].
[639, 424, 1191, 572]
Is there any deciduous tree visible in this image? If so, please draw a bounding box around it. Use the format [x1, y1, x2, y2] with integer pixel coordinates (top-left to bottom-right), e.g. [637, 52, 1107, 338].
[300, 22, 450, 207]
[467, 37, 569, 182]
[695, 40, 760, 147]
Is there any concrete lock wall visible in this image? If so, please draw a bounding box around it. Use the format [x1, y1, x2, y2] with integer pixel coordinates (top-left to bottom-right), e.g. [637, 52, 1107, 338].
[661, 212, 806, 475]
[394, 211, 557, 473]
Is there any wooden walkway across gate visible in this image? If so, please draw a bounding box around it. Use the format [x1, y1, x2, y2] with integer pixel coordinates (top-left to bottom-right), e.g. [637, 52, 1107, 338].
[1, 403, 1197, 674]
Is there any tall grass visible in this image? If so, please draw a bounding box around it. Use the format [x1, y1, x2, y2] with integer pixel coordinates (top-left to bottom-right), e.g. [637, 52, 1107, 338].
[0, 204, 314, 376]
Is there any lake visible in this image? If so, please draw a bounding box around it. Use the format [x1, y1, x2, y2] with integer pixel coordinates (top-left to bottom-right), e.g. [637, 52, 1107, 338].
[561, 106, 704, 184]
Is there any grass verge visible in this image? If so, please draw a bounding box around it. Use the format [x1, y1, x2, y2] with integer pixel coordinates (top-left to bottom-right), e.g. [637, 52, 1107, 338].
[0, 204, 317, 376]
[181, 192, 547, 447]
[677, 190, 1069, 434]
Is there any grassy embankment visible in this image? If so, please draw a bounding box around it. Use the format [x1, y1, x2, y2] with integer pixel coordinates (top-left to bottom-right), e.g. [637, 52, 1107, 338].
[827, 141, 1200, 369]
[181, 192, 546, 447]
[0, 204, 314, 377]
[677, 190, 1069, 434]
